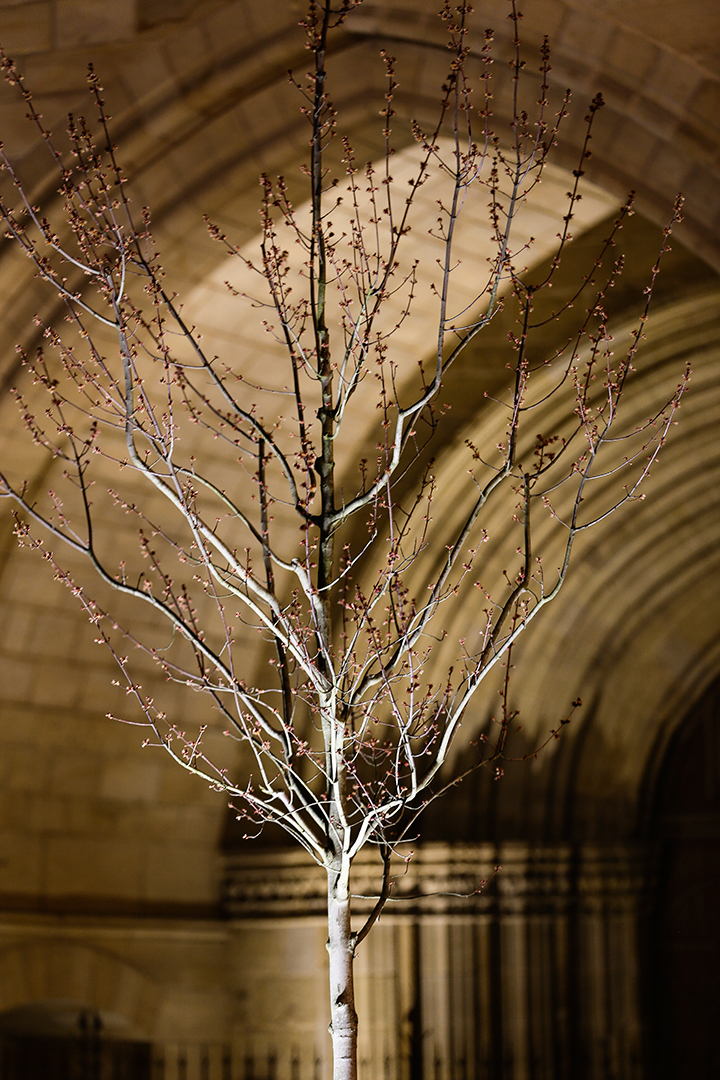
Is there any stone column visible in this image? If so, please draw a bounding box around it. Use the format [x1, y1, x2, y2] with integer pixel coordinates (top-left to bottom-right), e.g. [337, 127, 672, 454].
[222, 841, 651, 1079]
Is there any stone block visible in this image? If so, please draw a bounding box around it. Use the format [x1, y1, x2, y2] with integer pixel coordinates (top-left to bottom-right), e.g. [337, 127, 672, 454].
[232, 921, 327, 978]
[202, 1, 259, 55]
[254, 974, 325, 1026]
[518, 0, 566, 43]
[147, 801, 219, 845]
[49, 751, 103, 798]
[643, 49, 702, 113]
[117, 41, 176, 110]
[0, 2, 51, 54]
[0, 600, 35, 650]
[65, 795, 119, 835]
[26, 793, 72, 833]
[161, 24, 209, 80]
[157, 755, 213, 803]
[143, 840, 217, 903]
[0, 828, 44, 892]
[688, 78, 720, 140]
[45, 835, 144, 897]
[139, 0, 197, 31]
[75, 662, 136, 716]
[556, 8, 614, 74]
[0, 653, 35, 704]
[56, 0, 135, 49]
[7, 741, 50, 793]
[0, 946, 33, 1014]
[27, 608, 81, 658]
[606, 26, 658, 92]
[100, 755, 162, 803]
[30, 659, 82, 708]
[153, 990, 230, 1043]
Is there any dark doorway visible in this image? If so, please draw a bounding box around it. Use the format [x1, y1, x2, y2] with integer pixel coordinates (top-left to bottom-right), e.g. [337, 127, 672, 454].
[649, 683, 720, 1079]
[0, 1006, 151, 1080]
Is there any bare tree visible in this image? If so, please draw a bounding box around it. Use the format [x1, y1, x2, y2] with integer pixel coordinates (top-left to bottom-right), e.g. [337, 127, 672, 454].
[0, 2, 685, 1077]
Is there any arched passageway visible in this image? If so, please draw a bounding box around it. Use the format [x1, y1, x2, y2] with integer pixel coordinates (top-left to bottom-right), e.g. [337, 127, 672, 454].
[647, 679, 720, 1080]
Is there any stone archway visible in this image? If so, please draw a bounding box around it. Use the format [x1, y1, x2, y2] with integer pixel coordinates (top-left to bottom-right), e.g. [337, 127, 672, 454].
[0, 941, 157, 1079]
[0, 939, 158, 1040]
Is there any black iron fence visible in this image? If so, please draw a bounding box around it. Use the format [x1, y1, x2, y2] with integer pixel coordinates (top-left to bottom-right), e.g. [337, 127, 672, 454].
[0, 1040, 328, 1080]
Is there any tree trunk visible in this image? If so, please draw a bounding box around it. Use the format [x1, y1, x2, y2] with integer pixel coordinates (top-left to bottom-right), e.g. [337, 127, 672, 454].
[327, 856, 358, 1080]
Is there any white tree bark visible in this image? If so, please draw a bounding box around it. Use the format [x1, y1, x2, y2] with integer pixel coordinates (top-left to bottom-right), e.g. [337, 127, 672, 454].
[327, 854, 358, 1080]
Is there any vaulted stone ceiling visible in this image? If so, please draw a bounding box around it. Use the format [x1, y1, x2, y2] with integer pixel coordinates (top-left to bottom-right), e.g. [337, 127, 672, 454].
[0, 0, 718, 915]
